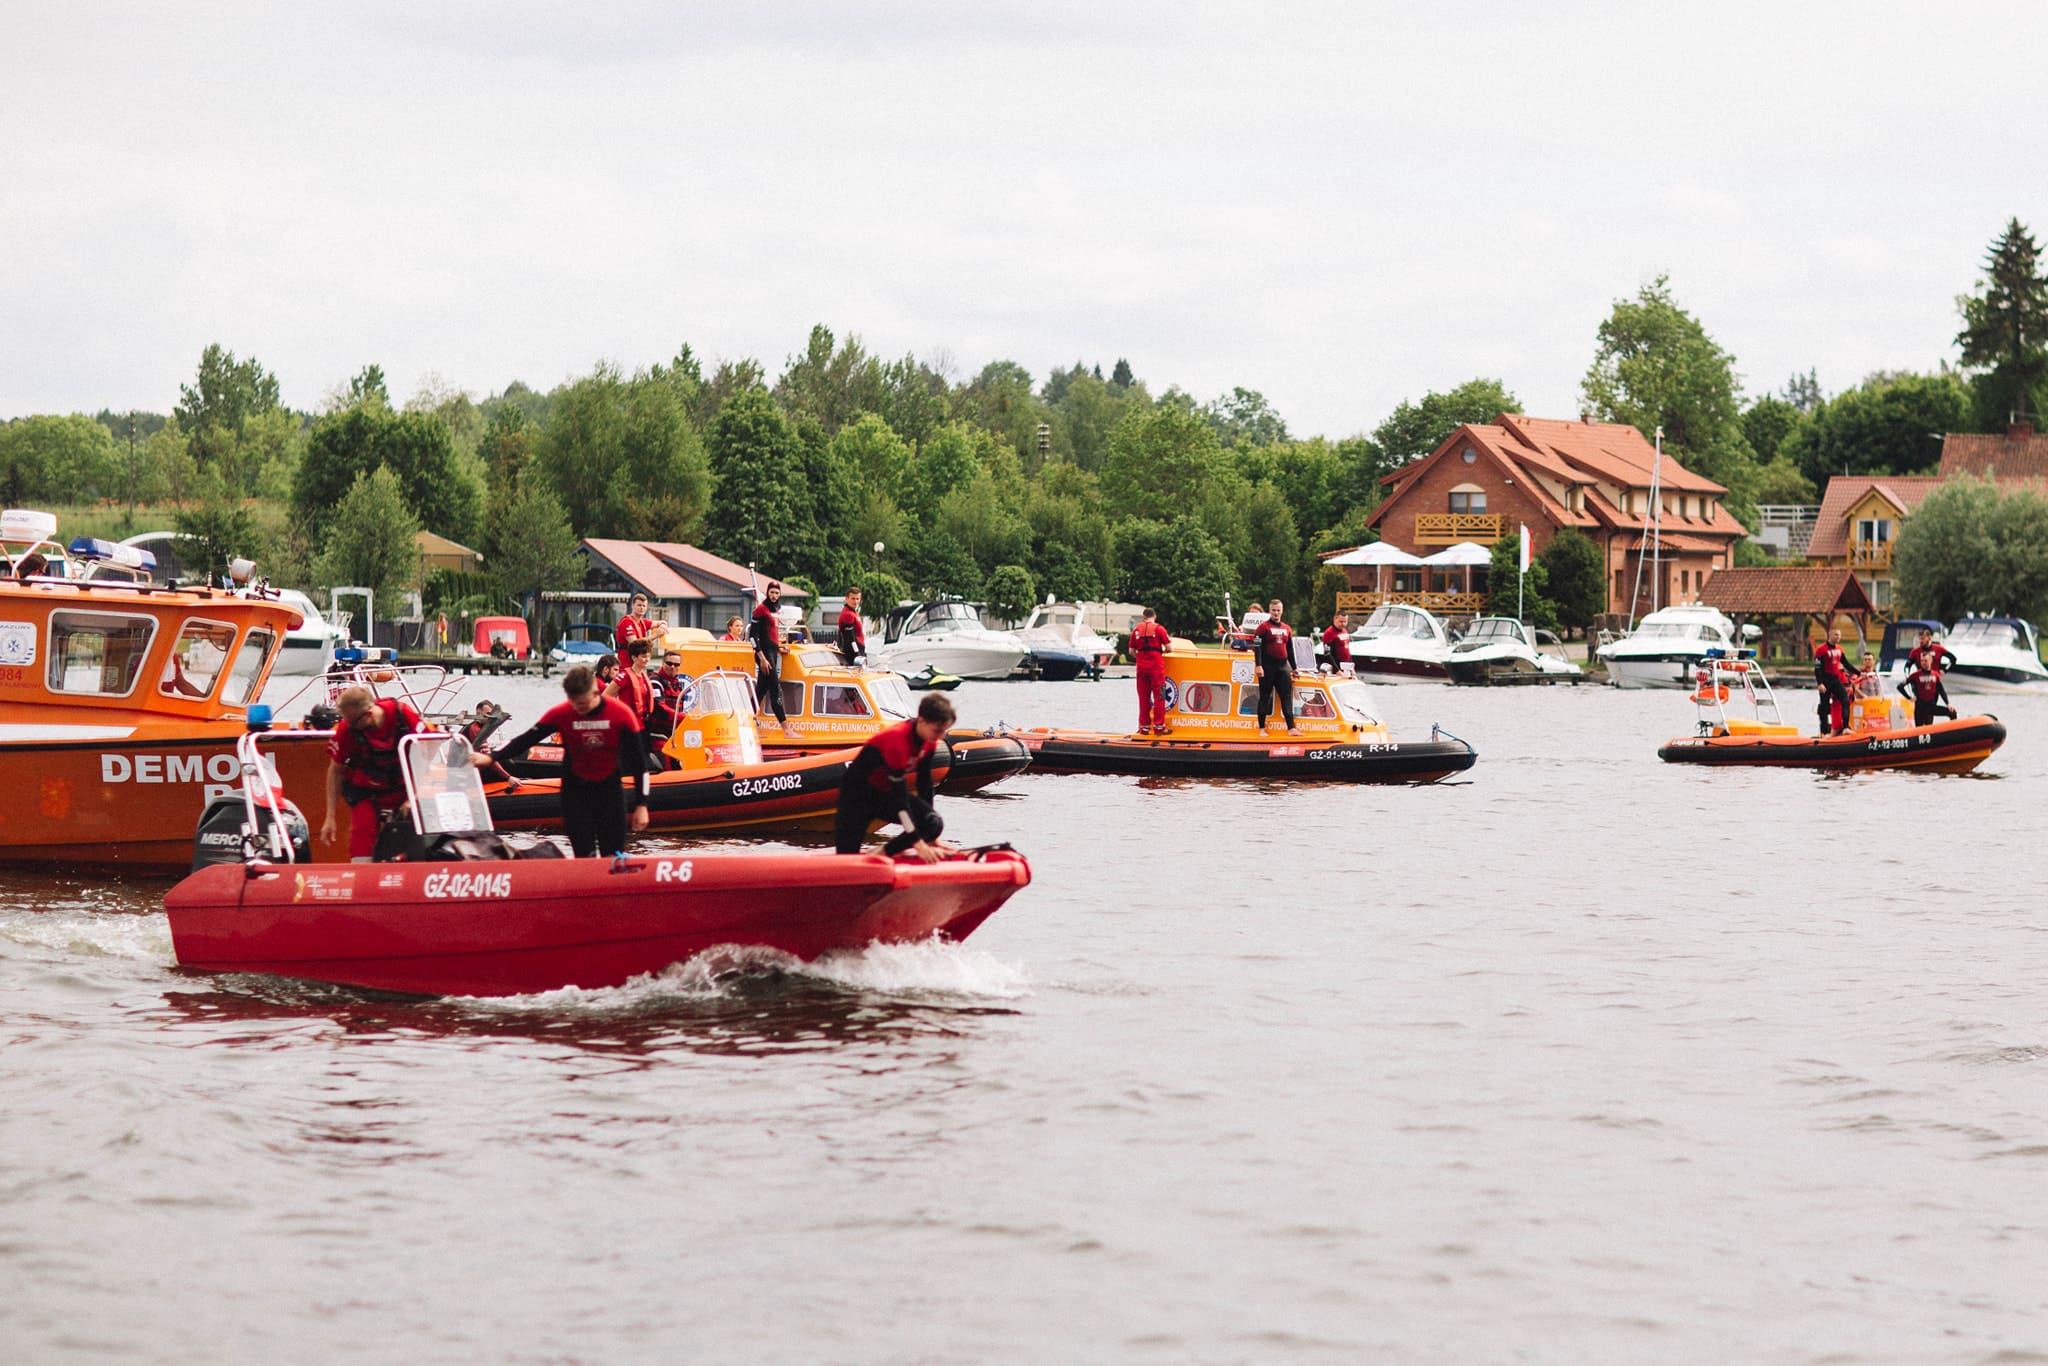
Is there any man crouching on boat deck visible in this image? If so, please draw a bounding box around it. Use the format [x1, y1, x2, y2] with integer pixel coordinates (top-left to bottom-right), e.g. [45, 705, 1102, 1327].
[836, 692, 959, 862]
[324, 687, 427, 861]
[487, 665, 651, 857]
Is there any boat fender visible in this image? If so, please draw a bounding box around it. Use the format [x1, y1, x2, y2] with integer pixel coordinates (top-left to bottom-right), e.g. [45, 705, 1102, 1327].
[1691, 685, 1730, 704]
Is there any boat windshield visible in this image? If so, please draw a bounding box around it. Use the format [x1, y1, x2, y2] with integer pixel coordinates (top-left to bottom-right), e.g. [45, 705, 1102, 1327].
[1632, 622, 1719, 640]
[687, 673, 756, 718]
[399, 734, 494, 836]
[909, 602, 983, 633]
[1462, 618, 1525, 644]
[1327, 681, 1384, 728]
[1356, 606, 1436, 641]
[868, 674, 915, 720]
[1948, 620, 2021, 649]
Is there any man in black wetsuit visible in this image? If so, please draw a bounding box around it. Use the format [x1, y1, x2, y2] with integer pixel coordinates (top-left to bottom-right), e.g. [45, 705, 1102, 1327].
[1897, 656, 1956, 728]
[1813, 626, 1852, 736]
[835, 693, 958, 860]
[488, 665, 651, 857]
[1250, 598, 1300, 735]
[751, 582, 799, 736]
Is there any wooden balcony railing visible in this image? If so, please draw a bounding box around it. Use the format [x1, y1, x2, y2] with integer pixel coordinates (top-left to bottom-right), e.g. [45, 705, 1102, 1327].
[1413, 513, 1504, 545]
[1336, 590, 1487, 616]
[1848, 543, 1893, 569]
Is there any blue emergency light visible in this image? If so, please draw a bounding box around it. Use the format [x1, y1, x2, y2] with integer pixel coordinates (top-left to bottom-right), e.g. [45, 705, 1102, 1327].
[67, 537, 157, 571]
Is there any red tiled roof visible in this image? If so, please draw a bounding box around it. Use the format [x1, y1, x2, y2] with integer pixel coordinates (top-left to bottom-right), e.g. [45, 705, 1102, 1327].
[1499, 414, 1728, 494]
[580, 540, 811, 601]
[1698, 567, 1875, 616]
[1806, 476, 1945, 559]
[1940, 428, 2048, 480]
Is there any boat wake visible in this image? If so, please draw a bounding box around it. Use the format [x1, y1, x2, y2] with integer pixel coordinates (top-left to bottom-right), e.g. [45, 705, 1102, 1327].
[0, 906, 171, 963]
[456, 935, 1031, 1013]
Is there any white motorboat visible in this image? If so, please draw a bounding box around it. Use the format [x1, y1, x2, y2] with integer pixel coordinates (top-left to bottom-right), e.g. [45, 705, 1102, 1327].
[1344, 603, 1453, 684]
[1444, 617, 1584, 686]
[872, 600, 1029, 681]
[1908, 617, 2048, 694]
[1015, 601, 1120, 680]
[272, 588, 351, 676]
[1596, 605, 1744, 689]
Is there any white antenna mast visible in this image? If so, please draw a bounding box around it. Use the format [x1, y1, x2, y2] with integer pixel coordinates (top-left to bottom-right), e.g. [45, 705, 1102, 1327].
[1624, 426, 1665, 629]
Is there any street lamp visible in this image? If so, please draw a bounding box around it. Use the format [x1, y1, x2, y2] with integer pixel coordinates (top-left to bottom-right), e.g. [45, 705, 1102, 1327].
[872, 541, 884, 579]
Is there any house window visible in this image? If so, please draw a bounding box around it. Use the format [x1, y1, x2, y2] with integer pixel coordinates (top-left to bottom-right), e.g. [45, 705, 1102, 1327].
[1856, 517, 1891, 545]
[1870, 578, 1893, 608]
[1448, 487, 1487, 515]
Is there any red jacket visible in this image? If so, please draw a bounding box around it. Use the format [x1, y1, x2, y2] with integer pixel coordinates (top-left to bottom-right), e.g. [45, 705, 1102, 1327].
[610, 667, 653, 725]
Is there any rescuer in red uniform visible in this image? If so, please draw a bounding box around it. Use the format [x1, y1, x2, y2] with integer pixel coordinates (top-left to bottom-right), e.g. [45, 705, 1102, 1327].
[1128, 606, 1172, 734]
[836, 586, 868, 665]
[606, 638, 660, 768]
[1251, 598, 1301, 735]
[1320, 611, 1352, 675]
[1906, 626, 1956, 673]
[751, 582, 799, 736]
[1813, 626, 1852, 736]
[836, 693, 958, 859]
[1897, 656, 1956, 728]
[489, 665, 651, 857]
[614, 592, 655, 655]
[321, 686, 424, 861]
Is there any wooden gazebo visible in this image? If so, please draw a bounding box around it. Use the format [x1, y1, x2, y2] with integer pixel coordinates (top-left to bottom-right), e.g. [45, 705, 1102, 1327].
[1697, 567, 1876, 658]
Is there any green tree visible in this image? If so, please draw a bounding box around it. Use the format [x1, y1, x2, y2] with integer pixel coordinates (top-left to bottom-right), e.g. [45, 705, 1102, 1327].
[1538, 528, 1605, 634]
[1110, 358, 1135, 389]
[315, 466, 423, 604]
[1236, 482, 1302, 604]
[1204, 387, 1290, 448]
[0, 415, 120, 504]
[828, 412, 913, 494]
[1581, 276, 1754, 498]
[774, 324, 883, 436]
[1484, 534, 1557, 632]
[172, 469, 258, 585]
[1740, 395, 1806, 467]
[489, 482, 582, 616]
[1780, 372, 1971, 487]
[983, 564, 1037, 623]
[1750, 456, 1817, 506]
[900, 423, 987, 522]
[1309, 563, 1347, 626]
[174, 344, 283, 492]
[1239, 438, 1352, 541]
[1102, 404, 1235, 520]
[1956, 218, 2048, 427]
[702, 389, 812, 575]
[1370, 378, 1519, 467]
[1114, 516, 1233, 636]
[934, 472, 1030, 575]
[1895, 476, 2048, 623]
[953, 360, 1053, 466]
[294, 406, 482, 544]
[875, 354, 950, 454]
[536, 363, 713, 542]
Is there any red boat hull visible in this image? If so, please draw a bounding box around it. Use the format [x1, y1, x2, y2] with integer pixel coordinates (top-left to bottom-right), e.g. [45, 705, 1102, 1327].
[164, 848, 1031, 996]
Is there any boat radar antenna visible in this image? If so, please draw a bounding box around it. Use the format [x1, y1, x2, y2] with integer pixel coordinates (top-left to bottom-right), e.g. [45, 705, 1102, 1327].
[1624, 426, 1665, 631]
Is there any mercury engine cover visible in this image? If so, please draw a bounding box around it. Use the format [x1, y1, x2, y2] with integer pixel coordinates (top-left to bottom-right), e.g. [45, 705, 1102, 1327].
[192, 796, 312, 871]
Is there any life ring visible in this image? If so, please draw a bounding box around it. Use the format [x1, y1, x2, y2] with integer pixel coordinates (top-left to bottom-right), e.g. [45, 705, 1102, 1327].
[1690, 684, 1729, 704]
[1183, 681, 1212, 712]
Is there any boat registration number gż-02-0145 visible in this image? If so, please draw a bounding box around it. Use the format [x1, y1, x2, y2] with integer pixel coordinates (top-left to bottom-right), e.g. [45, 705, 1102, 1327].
[421, 869, 514, 899]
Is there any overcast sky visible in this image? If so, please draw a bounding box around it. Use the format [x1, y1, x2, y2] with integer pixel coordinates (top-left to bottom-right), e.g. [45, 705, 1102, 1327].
[4, 2, 2042, 438]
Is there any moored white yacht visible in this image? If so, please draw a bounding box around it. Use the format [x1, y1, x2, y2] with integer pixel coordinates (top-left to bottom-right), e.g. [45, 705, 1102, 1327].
[1596, 604, 1743, 689]
[272, 588, 352, 676]
[1444, 617, 1583, 685]
[872, 600, 1029, 681]
[1916, 617, 2048, 694]
[1015, 601, 1120, 680]
[1344, 603, 1453, 684]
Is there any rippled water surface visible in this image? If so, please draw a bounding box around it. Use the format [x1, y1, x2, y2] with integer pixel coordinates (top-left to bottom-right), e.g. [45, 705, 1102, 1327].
[4, 675, 2046, 1363]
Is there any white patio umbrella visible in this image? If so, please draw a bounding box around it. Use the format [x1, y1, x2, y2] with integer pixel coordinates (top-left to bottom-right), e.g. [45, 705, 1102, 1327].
[1323, 541, 1422, 596]
[1418, 541, 1493, 566]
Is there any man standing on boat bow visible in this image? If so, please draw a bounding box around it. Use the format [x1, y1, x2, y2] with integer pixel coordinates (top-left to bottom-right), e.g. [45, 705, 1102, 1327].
[1814, 626, 1852, 736]
[751, 582, 799, 737]
[487, 665, 651, 858]
[1129, 607, 1172, 734]
[836, 586, 867, 666]
[1252, 598, 1301, 735]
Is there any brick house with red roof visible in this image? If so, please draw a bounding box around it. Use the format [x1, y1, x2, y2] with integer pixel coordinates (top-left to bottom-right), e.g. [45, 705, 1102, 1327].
[575, 538, 805, 632]
[1349, 414, 1746, 617]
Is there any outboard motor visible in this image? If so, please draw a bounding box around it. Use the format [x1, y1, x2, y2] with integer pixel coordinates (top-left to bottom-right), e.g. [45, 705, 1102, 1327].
[191, 795, 311, 871]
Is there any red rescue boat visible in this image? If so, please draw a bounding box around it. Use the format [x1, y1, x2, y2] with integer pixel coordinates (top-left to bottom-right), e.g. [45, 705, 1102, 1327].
[164, 731, 1030, 997]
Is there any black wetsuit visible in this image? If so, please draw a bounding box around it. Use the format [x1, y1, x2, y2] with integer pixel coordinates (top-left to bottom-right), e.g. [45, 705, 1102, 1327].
[1898, 666, 1953, 728]
[751, 601, 789, 726]
[494, 698, 650, 857]
[1252, 619, 1296, 729]
[835, 720, 942, 855]
[1814, 641, 1851, 736]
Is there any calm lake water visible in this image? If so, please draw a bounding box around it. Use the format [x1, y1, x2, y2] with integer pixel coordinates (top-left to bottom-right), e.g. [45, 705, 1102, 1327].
[4, 672, 2046, 1364]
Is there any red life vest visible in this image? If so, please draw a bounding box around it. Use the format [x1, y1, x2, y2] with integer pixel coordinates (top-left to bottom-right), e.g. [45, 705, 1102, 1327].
[614, 614, 653, 653]
[1130, 620, 1170, 665]
[612, 667, 653, 725]
[328, 699, 422, 795]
